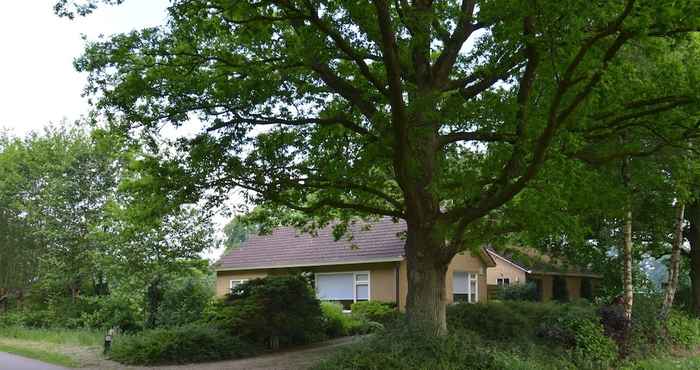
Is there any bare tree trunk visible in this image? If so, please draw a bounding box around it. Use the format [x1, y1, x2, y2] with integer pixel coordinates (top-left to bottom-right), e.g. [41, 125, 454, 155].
[404, 220, 451, 336]
[621, 157, 634, 322]
[622, 208, 634, 321]
[659, 203, 686, 321]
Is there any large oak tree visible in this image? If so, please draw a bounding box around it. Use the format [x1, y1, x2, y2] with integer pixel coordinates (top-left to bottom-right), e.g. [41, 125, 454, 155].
[59, 0, 700, 333]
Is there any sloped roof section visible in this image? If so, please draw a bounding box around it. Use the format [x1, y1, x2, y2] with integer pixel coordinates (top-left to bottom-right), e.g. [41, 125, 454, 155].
[488, 246, 602, 278]
[215, 218, 407, 271]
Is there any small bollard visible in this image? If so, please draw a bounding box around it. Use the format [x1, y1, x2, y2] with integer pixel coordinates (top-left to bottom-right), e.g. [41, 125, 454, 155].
[104, 328, 114, 354]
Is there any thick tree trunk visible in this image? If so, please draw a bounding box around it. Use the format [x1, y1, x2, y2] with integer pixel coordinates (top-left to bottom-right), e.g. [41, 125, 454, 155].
[687, 201, 700, 317]
[404, 221, 451, 336]
[659, 203, 685, 321]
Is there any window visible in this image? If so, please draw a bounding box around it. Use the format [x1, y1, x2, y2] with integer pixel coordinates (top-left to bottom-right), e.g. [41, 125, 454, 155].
[453, 272, 478, 303]
[315, 272, 371, 308]
[229, 279, 248, 292]
[497, 278, 510, 287]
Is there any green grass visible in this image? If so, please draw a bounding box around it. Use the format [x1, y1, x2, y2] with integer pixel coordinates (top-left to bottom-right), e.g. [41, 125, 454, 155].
[623, 356, 700, 369]
[0, 326, 102, 347]
[0, 342, 79, 368]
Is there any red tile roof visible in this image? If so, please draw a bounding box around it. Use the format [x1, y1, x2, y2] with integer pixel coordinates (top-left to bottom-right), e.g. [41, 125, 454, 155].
[215, 218, 406, 270]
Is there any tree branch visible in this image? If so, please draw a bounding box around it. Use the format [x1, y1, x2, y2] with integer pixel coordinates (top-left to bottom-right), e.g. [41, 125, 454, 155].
[432, 0, 479, 88]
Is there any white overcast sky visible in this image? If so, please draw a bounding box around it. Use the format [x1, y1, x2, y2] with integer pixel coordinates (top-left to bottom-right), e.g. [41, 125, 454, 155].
[0, 0, 169, 134]
[0, 0, 233, 260]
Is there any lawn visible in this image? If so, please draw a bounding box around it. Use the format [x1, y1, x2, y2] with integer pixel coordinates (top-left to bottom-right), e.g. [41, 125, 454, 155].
[624, 355, 700, 369]
[0, 326, 102, 347]
[0, 326, 105, 368]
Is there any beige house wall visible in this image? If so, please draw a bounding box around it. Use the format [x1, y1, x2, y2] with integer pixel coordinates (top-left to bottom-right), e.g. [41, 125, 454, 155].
[216, 262, 399, 303]
[527, 273, 594, 302]
[216, 253, 488, 310]
[486, 257, 527, 285]
[566, 276, 581, 299]
[535, 274, 554, 302]
[445, 252, 488, 304]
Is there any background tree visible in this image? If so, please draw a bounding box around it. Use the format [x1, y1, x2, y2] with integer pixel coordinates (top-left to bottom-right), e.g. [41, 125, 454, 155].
[59, 0, 700, 334]
[223, 215, 258, 252]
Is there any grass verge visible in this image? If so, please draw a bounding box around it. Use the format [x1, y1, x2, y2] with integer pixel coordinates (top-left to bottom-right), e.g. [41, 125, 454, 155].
[0, 342, 78, 368]
[623, 356, 700, 369]
[0, 326, 102, 347]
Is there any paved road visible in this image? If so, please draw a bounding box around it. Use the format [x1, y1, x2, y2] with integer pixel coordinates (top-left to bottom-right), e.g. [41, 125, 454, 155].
[0, 352, 67, 370]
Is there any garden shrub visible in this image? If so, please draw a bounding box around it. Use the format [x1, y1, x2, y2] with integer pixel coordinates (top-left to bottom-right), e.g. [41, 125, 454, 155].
[109, 323, 257, 365]
[497, 282, 538, 302]
[313, 325, 504, 370]
[666, 310, 700, 348]
[447, 302, 530, 340]
[538, 309, 617, 369]
[79, 294, 141, 332]
[157, 276, 213, 328]
[21, 309, 56, 328]
[629, 295, 667, 356]
[569, 319, 618, 369]
[320, 302, 378, 337]
[350, 301, 400, 325]
[597, 303, 628, 348]
[321, 302, 350, 337]
[208, 275, 325, 347]
[0, 311, 26, 327]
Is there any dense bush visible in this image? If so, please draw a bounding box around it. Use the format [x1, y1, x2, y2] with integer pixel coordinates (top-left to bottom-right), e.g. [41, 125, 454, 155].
[206, 275, 325, 348]
[0, 311, 26, 327]
[447, 302, 531, 340]
[666, 310, 700, 348]
[79, 294, 141, 332]
[496, 282, 538, 301]
[320, 302, 374, 337]
[313, 325, 506, 370]
[20, 309, 56, 328]
[350, 301, 400, 325]
[157, 276, 213, 328]
[109, 323, 257, 365]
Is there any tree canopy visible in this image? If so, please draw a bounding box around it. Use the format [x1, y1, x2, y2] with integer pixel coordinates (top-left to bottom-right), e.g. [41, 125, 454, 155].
[58, 0, 700, 333]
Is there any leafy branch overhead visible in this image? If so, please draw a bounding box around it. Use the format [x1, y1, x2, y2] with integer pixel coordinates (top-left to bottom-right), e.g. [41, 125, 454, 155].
[65, 1, 700, 241]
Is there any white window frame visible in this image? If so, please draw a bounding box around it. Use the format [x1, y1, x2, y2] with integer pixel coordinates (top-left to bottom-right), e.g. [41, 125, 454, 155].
[453, 271, 479, 303]
[229, 279, 248, 291]
[497, 277, 510, 287]
[314, 271, 371, 302]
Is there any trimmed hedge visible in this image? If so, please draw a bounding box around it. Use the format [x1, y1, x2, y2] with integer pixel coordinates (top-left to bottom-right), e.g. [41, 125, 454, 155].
[109, 324, 257, 365]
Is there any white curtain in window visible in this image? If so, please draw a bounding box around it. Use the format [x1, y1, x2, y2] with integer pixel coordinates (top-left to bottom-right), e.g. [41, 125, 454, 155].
[453, 271, 469, 294]
[356, 284, 369, 300]
[316, 273, 354, 300]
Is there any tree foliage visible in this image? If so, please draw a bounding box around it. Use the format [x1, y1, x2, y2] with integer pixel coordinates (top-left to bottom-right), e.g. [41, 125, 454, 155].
[58, 0, 700, 331]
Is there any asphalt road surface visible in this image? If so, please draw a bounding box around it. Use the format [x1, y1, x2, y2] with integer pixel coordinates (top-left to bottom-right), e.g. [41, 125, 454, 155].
[0, 352, 67, 370]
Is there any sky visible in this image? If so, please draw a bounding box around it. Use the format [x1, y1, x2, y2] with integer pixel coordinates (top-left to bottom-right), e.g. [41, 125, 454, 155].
[0, 0, 169, 134]
[0, 0, 231, 260]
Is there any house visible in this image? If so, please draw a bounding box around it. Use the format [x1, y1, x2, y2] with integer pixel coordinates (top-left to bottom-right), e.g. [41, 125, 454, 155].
[485, 248, 603, 302]
[215, 217, 496, 309]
